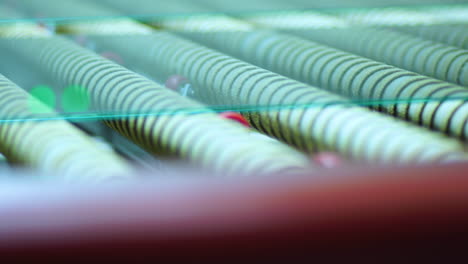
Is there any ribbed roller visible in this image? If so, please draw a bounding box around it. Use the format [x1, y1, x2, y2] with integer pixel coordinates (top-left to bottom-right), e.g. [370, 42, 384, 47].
[286, 27, 468, 87]
[93, 1, 468, 88]
[82, 32, 468, 164]
[175, 29, 468, 141]
[389, 24, 468, 50]
[0, 22, 50, 38]
[6, 0, 468, 166]
[325, 7, 438, 26]
[238, 11, 347, 30]
[0, 36, 311, 175]
[413, 5, 468, 24]
[325, 5, 468, 26]
[10, 0, 152, 36]
[236, 11, 468, 87]
[0, 74, 133, 182]
[14, 0, 253, 34]
[58, 19, 153, 35]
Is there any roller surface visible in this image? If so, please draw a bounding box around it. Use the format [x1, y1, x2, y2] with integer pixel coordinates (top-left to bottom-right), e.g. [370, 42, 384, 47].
[0, 74, 133, 182]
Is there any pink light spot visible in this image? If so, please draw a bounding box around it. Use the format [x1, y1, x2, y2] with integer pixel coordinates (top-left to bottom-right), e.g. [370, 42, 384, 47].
[313, 152, 343, 168]
[165, 75, 189, 90]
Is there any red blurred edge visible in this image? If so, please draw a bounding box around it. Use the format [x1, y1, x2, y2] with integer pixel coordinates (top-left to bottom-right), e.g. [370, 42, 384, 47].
[1, 162, 468, 261]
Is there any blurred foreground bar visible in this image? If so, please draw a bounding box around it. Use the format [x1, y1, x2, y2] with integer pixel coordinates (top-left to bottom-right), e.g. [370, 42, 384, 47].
[1, 163, 468, 261]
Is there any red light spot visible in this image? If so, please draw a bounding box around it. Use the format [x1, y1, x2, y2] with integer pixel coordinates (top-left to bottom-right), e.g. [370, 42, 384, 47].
[219, 112, 250, 128]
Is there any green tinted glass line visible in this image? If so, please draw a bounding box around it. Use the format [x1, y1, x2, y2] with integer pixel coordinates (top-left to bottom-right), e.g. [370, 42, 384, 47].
[0, 37, 310, 175]
[0, 74, 133, 182]
[388, 24, 468, 50]
[85, 33, 468, 164]
[2, 96, 468, 123]
[176, 29, 468, 140]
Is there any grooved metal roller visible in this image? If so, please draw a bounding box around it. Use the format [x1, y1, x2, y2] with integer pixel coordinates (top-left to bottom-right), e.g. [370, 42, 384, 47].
[0, 0, 467, 180]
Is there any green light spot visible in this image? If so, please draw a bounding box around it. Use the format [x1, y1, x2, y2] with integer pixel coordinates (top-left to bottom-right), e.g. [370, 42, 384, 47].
[28, 85, 56, 114]
[62, 85, 90, 113]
